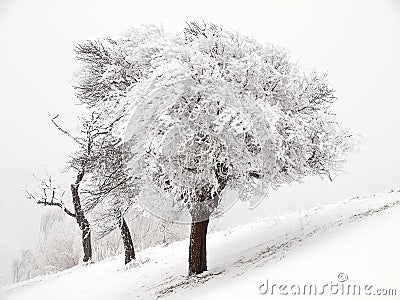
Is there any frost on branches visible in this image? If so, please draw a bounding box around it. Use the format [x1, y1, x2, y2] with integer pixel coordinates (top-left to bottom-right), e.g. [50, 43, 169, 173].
[74, 22, 355, 275]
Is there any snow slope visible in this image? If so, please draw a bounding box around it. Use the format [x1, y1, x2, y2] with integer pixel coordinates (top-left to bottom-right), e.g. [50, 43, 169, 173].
[2, 191, 400, 300]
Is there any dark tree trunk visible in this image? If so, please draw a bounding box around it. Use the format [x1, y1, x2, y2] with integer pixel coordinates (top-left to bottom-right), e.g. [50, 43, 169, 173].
[81, 218, 92, 262]
[71, 170, 92, 263]
[119, 217, 135, 264]
[188, 218, 209, 275]
[187, 162, 229, 276]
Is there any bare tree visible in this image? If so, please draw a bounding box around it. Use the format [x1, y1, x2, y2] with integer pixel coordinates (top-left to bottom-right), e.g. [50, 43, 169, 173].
[26, 174, 92, 262]
[26, 111, 121, 263]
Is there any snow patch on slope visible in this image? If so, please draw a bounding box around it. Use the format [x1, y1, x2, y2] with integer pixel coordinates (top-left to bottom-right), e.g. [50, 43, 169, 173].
[2, 190, 400, 300]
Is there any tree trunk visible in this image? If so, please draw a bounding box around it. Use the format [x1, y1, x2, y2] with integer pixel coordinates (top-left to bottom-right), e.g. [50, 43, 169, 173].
[81, 218, 92, 262]
[119, 217, 135, 264]
[187, 163, 229, 276]
[188, 218, 209, 275]
[71, 173, 92, 263]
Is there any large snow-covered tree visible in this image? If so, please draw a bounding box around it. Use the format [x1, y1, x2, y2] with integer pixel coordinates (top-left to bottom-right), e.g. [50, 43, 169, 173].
[74, 22, 355, 275]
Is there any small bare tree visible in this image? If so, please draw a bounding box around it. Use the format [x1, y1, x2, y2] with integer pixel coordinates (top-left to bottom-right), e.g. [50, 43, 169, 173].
[27, 111, 123, 263]
[26, 174, 92, 262]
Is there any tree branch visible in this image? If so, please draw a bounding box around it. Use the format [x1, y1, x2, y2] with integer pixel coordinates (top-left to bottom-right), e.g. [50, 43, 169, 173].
[25, 177, 77, 218]
[50, 113, 85, 146]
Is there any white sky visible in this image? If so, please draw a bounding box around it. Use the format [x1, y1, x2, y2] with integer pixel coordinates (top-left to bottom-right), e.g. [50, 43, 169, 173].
[0, 0, 399, 285]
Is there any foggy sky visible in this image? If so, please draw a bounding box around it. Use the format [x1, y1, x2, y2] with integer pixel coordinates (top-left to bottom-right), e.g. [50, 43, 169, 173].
[0, 0, 399, 286]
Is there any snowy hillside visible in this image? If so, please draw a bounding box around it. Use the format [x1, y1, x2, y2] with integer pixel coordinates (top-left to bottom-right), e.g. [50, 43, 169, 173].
[2, 191, 399, 300]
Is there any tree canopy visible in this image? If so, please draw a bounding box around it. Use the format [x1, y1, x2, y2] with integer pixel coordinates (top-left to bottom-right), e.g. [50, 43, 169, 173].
[74, 22, 355, 224]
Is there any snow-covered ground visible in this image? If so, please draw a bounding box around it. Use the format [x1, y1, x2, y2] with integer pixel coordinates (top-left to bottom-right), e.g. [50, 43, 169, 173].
[2, 191, 399, 300]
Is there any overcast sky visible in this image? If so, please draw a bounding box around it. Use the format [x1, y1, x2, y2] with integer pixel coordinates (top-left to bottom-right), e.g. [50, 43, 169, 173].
[0, 0, 399, 286]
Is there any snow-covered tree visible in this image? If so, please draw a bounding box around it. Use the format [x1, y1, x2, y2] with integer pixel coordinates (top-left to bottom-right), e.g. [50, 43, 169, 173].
[72, 41, 146, 265]
[74, 22, 355, 275]
[36, 210, 81, 271]
[82, 137, 139, 265]
[12, 209, 80, 282]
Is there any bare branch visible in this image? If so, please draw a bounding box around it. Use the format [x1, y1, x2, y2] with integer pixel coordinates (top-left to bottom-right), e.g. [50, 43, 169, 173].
[25, 177, 76, 218]
[49, 113, 85, 146]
